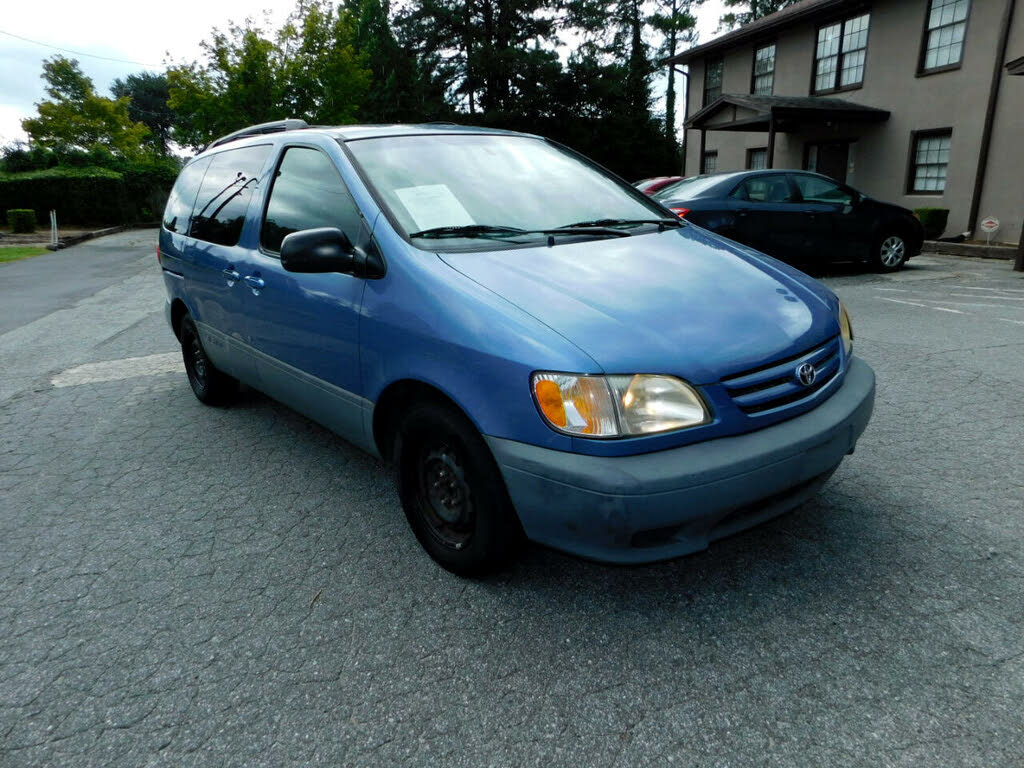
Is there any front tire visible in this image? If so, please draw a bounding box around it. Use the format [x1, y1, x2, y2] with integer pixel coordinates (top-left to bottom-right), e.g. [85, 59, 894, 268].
[395, 402, 523, 576]
[180, 316, 237, 405]
[874, 231, 908, 272]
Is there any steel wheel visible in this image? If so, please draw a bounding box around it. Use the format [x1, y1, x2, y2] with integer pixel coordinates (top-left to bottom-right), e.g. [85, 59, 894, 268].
[179, 315, 237, 405]
[416, 443, 475, 550]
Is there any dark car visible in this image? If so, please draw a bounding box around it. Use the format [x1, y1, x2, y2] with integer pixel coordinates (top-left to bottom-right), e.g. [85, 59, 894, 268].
[634, 176, 686, 196]
[653, 170, 924, 271]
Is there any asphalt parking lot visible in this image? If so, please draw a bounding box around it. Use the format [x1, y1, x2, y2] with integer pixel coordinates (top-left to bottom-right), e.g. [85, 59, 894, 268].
[1, 231, 1022, 767]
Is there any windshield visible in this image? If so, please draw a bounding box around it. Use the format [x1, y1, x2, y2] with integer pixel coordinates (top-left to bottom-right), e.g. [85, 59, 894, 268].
[344, 134, 670, 249]
[653, 174, 727, 201]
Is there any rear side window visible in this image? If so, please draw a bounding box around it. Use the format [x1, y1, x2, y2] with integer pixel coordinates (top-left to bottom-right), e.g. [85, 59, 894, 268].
[189, 145, 272, 246]
[162, 157, 210, 234]
[261, 147, 362, 253]
[731, 176, 793, 203]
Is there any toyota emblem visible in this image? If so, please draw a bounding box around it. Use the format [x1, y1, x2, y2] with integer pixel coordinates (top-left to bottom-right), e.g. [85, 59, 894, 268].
[796, 363, 817, 387]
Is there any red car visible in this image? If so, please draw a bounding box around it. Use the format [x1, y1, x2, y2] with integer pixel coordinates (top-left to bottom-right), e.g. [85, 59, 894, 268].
[634, 176, 687, 196]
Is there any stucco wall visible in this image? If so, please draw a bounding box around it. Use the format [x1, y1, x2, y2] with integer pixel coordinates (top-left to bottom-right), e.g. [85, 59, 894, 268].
[683, 0, 1022, 244]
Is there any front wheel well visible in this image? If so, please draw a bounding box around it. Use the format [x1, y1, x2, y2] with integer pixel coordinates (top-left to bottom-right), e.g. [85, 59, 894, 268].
[372, 380, 471, 463]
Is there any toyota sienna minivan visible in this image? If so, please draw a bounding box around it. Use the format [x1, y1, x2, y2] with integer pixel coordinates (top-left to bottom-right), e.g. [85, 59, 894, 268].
[159, 120, 875, 575]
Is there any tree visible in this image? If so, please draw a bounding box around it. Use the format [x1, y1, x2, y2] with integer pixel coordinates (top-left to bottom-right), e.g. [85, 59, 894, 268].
[167, 2, 372, 150]
[22, 57, 150, 157]
[111, 72, 174, 153]
[650, 0, 697, 145]
[719, 0, 798, 29]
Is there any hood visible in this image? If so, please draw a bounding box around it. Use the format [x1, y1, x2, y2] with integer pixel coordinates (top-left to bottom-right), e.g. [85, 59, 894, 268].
[439, 226, 838, 384]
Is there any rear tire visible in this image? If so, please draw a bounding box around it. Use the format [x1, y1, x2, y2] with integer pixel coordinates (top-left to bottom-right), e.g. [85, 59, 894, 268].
[395, 401, 523, 576]
[180, 316, 237, 405]
[873, 231, 908, 272]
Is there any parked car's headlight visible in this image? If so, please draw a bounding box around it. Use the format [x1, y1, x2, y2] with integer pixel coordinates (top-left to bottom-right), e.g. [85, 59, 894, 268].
[531, 373, 710, 438]
[839, 302, 854, 357]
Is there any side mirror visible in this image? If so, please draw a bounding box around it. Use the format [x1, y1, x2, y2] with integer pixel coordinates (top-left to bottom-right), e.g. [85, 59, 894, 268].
[280, 228, 357, 274]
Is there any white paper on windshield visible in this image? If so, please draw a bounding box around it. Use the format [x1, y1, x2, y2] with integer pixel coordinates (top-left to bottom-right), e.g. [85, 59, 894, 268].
[395, 184, 475, 231]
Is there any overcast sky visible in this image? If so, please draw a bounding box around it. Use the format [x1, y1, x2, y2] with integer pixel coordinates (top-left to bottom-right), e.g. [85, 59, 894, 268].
[0, 0, 727, 147]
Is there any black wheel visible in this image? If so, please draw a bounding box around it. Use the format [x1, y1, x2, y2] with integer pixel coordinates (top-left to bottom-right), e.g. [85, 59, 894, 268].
[180, 316, 237, 405]
[395, 401, 523, 576]
[873, 231, 908, 272]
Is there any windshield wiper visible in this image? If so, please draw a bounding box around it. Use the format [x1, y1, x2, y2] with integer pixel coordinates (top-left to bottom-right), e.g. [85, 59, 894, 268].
[560, 217, 683, 230]
[409, 224, 631, 240]
[409, 224, 528, 239]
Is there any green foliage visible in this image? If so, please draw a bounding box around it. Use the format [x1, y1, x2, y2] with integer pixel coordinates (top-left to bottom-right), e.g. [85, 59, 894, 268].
[0, 164, 176, 226]
[168, 1, 374, 149]
[111, 72, 174, 153]
[914, 208, 950, 240]
[7, 209, 37, 233]
[22, 57, 151, 158]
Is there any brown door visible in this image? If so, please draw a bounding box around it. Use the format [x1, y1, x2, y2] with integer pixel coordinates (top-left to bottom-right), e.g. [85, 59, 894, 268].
[805, 141, 850, 182]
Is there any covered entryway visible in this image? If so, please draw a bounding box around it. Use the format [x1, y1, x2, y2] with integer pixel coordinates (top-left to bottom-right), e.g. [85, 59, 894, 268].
[686, 94, 890, 172]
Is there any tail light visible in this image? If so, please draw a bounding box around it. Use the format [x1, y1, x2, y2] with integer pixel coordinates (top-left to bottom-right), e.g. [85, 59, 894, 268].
[670, 207, 690, 218]
[156, 245, 162, 264]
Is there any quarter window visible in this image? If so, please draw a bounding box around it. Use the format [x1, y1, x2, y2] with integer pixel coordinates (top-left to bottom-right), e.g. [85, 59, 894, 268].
[189, 145, 272, 246]
[261, 147, 363, 253]
[814, 13, 870, 93]
[703, 59, 723, 105]
[746, 148, 768, 170]
[752, 44, 776, 95]
[921, 0, 970, 72]
[909, 130, 952, 193]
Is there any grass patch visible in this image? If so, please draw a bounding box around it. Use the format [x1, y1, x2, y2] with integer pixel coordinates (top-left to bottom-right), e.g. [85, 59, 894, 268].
[0, 246, 48, 263]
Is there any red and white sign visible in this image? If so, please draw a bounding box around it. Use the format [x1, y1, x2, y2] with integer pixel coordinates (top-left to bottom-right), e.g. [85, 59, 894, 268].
[980, 217, 1000, 233]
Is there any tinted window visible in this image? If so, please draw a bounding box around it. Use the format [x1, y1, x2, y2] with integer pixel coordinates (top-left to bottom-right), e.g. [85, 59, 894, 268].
[162, 157, 210, 234]
[189, 145, 272, 246]
[793, 175, 853, 204]
[261, 147, 362, 253]
[732, 176, 793, 203]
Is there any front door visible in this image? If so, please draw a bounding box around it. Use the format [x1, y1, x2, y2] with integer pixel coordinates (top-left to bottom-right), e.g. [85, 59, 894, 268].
[234, 143, 372, 442]
[805, 141, 850, 183]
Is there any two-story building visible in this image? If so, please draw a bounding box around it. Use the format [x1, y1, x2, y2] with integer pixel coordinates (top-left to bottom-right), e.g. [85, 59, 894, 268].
[665, 0, 1024, 245]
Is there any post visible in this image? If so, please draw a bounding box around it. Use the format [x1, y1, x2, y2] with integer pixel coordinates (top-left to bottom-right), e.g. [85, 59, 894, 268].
[699, 129, 706, 173]
[767, 113, 776, 169]
[1015, 220, 1023, 272]
[49, 210, 58, 250]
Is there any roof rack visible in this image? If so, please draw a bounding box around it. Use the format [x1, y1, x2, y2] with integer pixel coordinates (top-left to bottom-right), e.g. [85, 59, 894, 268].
[205, 118, 310, 151]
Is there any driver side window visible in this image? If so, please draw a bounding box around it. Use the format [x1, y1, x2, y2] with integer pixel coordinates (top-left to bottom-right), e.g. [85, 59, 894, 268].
[793, 174, 853, 204]
[261, 147, 363, 254]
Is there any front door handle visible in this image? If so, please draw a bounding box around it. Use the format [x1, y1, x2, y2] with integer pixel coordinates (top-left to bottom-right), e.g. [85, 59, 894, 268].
[222, 267, 240, 285]
[243, 274, 265, 295]
[737, 209, 750, 217]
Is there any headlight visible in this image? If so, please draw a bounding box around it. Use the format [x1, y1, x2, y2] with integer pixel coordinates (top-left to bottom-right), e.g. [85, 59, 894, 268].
[531, 373, 710, 438]
[839, 302, 854, 357]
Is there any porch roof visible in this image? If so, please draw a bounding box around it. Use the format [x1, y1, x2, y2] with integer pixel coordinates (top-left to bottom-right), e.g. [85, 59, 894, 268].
[686, 93, 891, 132]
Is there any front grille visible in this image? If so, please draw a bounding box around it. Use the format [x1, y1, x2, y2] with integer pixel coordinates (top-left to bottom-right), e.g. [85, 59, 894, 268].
[721, 336, 842, 415]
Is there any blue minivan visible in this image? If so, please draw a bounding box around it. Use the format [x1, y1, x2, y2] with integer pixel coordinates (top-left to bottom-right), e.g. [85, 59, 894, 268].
[160, 120, 875, 575]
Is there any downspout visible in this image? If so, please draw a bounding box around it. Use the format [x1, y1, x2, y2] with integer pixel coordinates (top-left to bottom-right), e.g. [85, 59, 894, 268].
[967, 0, 1016, 234]
[675, 66, 690, 175]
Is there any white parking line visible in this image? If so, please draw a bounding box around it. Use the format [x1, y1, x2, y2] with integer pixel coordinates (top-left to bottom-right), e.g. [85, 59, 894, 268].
[948, 285, 1024, 293]
[879, 297, 928, 308]
[998, 318, 1024, 326]
[932, 307, 964, 314]
[52, 352, 183, 388]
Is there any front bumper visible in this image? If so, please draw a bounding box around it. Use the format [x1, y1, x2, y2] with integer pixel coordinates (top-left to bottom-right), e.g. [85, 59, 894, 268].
[487, 356, 875, 564]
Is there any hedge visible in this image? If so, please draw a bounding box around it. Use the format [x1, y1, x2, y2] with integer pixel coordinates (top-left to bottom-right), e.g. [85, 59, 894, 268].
[0, 164, 176, 226]
[7, 208, 37, 233]
[913, 207, 950, 240]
